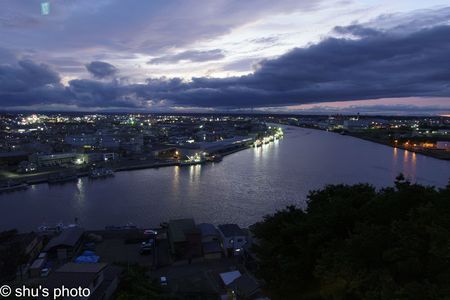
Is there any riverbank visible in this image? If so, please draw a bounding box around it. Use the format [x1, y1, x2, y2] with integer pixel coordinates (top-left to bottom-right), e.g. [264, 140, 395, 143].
[0, 142, 254, 187]
[287, 124, 450, 161]
[344, 132, 450, 161]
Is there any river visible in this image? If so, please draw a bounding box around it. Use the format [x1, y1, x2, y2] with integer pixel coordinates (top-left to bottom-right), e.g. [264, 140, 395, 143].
[1, 126, 449, 231]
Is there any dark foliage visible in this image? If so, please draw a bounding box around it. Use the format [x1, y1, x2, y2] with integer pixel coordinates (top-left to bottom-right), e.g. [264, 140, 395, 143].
[252, 176, 450, 300]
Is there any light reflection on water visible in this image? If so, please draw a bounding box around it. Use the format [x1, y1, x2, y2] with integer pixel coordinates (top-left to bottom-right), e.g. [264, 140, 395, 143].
[0, 126, 449, 232]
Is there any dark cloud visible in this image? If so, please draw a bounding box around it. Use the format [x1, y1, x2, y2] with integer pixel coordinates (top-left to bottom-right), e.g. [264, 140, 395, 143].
[333, 24, 381, 37]
[85, 61, 118, 78]
[0, 59, 67, 107]
[143, 24, 450, 108]
[148, 49, 225, 64]
[1, 22, 450, 110]
[0, 60, 60, 92]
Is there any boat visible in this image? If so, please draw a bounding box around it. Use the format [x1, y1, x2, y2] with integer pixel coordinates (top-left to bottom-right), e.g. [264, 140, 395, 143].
[179, 159, 205, 166]
[178, 154, 205, 166]
[38, 222, 80, 233]
[48, 172, 78, 184]
[0, 181, 28, 193]
[89, 167, 114, 179]
[253, 139, 262, 147]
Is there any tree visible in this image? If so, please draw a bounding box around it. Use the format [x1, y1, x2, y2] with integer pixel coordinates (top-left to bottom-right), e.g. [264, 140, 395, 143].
[251, 178, 450, 300]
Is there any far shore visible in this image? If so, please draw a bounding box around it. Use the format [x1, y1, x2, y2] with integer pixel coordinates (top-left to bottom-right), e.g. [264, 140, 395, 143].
[0, 143, 253, 187]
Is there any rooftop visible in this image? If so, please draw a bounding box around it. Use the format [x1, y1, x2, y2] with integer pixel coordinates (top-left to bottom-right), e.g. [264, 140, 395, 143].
[44, 227, 84, 251]
[217, 224, 245, 237]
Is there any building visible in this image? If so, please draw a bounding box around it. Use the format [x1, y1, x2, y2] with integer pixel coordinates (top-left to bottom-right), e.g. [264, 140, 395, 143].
[167, 219, 202, 260]
[197, 223, 222, 259]
[227, 274, 261, 299]
[43, 227, 84, 261]
[64, 135, 98, 147]
[98, 135, 121, 149]
[202, 241, 223, 260]
[31, 153, 88, 167]
[436, 141, 450, 150]
[217, 224, 247, 257]
[42, 262, 121, 300]
[343, 119, 369, 131]
[219, 271, 262, 299]
[197, 223, 220, 243]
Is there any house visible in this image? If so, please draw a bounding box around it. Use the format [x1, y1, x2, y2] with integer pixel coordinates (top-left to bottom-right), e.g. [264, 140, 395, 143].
[197, 223, 222, 259]
[202, 240, 223, 260]
[197, 223, 220, 243]
[42, 262, 121, 300]
[217, 224, 247, 257]
[219, 271, 262, 299]
[167, 219, 202, 260]
[44, 227, 84, 261]
[227, 274, 261, 299]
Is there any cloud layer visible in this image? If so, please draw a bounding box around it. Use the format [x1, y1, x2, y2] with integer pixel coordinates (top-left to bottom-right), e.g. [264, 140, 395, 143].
[0, 6, 449, 112]
[148, 49, 225, 64]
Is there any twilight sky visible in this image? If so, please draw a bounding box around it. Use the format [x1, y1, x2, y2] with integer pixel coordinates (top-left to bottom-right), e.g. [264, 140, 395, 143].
[0, 0, 449, 115]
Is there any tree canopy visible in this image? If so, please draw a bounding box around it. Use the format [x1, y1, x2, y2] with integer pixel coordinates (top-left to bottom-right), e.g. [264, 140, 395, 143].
[251, 176, 450, 300]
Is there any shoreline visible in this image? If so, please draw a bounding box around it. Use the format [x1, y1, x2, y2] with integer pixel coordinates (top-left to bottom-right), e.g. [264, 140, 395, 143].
[291, 124, 450, 161]
[0, 143, 255, 188]
[344, 132, 450, 161]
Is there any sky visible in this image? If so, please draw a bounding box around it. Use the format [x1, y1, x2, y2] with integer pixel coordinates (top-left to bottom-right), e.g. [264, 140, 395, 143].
[0, 0, 449, 115]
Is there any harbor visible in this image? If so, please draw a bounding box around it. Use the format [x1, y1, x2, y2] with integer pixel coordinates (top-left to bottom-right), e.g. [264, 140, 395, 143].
[0, 127, 284, 189]
[1, 126, 448, 232]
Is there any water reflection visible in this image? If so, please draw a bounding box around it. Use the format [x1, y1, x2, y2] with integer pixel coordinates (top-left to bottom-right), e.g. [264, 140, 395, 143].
[188, 164, 202, 184]
[0, 126, 449, 232]
[75, 178, 85, 206]
[172, 166, 180, 196]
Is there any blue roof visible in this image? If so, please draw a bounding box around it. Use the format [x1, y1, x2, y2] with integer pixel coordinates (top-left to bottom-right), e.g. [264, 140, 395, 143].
[75, 255, 99, 263]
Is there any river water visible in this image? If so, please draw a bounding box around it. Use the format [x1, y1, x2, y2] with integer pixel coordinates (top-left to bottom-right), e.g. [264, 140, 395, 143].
[1, 126, 449, 231]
